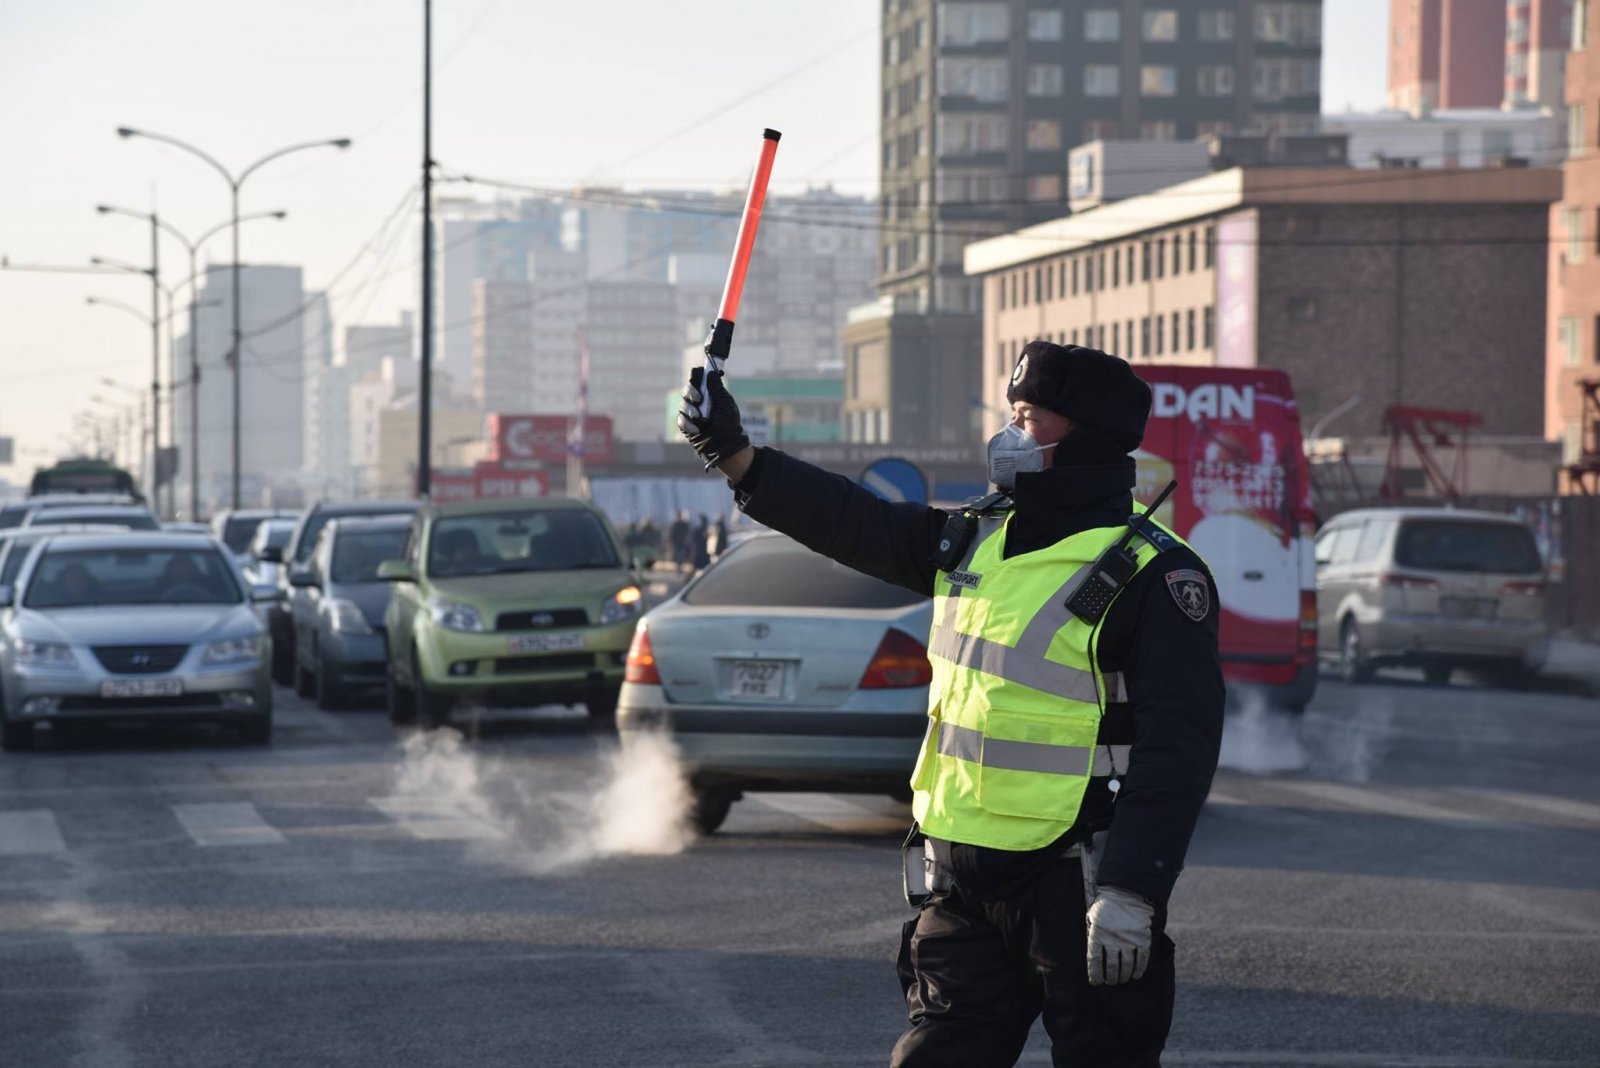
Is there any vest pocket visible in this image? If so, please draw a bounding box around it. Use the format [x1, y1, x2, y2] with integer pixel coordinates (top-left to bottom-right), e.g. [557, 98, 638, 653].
[909, 708, 939, 794]
[975, 706, 1099, 819]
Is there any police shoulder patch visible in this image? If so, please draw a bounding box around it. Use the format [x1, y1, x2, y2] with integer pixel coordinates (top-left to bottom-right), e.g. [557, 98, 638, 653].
[1130, 520, 1180, 553]
[1165, 568, 1210, 623]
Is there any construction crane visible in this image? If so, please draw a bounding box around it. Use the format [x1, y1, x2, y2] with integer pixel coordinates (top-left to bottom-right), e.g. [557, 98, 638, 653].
[1378, 406, 1483, 501]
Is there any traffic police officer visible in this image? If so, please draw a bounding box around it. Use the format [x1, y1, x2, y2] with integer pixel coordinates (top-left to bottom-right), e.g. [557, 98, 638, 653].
[678, 340, 1224, 1067]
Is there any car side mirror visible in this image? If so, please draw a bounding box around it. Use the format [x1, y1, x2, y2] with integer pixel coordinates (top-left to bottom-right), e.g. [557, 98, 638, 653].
[252, 583, 284, 603]
[376, 559, 416, 583]
[288, 568, 319, 589]
[257, 546, 283, 564]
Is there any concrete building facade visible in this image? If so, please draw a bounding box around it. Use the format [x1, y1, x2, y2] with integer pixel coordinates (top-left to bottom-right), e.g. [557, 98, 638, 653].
[586, 280, 679, 442]
[966, 165, 1561, 441]
[1549, 0, 1599, 480]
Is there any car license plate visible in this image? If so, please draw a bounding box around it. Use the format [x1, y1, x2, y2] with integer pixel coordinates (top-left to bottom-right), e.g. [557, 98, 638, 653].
[100, 678, 184, 699]
[507, 632, 586, 654]
[1440, 596, 1497, 620]
[731, 660, 785, 700]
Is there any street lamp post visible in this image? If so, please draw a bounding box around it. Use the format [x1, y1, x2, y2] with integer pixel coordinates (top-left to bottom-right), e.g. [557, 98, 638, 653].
[86, 296, 164, 502]
[115, 127, 351, 508]
[97, 205, 286, 519]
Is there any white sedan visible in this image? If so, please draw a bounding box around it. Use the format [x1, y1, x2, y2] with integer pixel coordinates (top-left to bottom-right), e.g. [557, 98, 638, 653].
[618, 532, 933, 833]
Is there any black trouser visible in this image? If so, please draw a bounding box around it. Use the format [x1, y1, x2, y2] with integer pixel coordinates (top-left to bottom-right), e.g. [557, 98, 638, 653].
[891, 856, 1174, 1067]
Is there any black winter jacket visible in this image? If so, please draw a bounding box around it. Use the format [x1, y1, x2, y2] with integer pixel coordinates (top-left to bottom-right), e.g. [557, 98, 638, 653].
[728, 436, 1224, 905]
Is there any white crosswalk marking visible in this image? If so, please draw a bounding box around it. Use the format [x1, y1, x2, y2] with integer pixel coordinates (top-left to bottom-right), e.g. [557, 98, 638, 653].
[172, 802, 287, 847]
[0, 810, 68, 855]
[1463, 788, 1600, 828]
[368, 797, 507, 841]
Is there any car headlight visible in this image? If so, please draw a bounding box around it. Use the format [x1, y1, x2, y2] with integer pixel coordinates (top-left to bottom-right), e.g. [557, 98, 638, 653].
[599, 586, 644, 626]
[329, 597, 373, 635]
[15, 640, 78, 669]
[430, 600, 484, 633]
[203, 637, 263, 665]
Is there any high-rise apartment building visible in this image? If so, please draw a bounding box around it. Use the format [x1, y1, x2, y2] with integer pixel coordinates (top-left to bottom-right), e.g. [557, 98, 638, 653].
[1549, 0, 1597, 484]
[852, 0, 1322, 446]
[1507, 0, 1575, 111]
[1390, 0, 1573, 116]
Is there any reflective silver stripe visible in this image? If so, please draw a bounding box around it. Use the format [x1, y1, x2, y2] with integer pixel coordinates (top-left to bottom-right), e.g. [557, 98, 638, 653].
[929, 625, 1104, 703]
[937, 722, 1093, 777]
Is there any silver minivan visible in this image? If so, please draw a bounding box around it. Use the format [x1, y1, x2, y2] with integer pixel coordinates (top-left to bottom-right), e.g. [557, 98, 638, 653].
[1315, 508, 1548, 687]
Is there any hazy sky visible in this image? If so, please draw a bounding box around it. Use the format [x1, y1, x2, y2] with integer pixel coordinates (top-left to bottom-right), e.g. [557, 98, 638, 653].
[0, 0, 1388, 482]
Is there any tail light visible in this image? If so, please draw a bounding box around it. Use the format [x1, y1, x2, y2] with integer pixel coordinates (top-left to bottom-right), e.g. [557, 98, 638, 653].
[1500, 581, 1545, 597]
[624, 626, 661, 685]
[1297, 589, 1318, 659]
[1381, 573, 1441, 591]
[859, 629, 933, 689]
[1293, 508, 1320, 539]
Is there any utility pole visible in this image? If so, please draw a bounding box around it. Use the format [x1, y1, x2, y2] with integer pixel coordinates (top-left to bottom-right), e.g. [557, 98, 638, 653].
[418, 0, 435, 498]
[148, 212, 164, 517]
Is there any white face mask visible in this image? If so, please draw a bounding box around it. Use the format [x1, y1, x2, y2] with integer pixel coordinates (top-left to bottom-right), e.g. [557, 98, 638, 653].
[986, 422, 1055, 490]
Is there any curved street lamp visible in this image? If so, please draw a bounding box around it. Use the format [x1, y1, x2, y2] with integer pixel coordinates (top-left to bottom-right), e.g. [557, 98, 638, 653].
[116, 126, 351, 507]
[96, 204, 286, 518]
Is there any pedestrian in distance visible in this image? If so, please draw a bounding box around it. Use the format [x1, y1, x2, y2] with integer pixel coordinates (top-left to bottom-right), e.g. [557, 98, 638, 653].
[678, 340, 1225, 1067]
[691, 513, 712, 572]
[668, 509, 692, 574]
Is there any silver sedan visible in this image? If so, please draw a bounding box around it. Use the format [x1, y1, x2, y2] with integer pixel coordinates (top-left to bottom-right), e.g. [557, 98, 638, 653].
[0, 533, 277, 751]
[618, 532, 933, 833]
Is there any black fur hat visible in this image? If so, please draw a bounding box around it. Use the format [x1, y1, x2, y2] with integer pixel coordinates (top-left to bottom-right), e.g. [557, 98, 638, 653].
[1005, 340, 1152, 454]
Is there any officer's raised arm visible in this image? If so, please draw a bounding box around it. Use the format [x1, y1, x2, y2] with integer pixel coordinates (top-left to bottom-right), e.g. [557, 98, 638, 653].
[676, 366, 947, 596]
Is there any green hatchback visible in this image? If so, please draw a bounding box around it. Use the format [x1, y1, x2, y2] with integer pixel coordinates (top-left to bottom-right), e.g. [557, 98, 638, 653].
[378, 498, 645, 728]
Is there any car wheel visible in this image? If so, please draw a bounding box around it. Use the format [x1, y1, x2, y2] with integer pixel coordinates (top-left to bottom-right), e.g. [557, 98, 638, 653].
[239, 714, 272, 746]
[1424, 663, 1453, 687]
[1339, 619, 1374, 685]
[315, 650, 346, 711]
[585, 687, 618, 729]
[690, 787, 735, 835]
[0, 718, 36, 752]
[386, 664, 416, 726]
[412, 648, 452, 730]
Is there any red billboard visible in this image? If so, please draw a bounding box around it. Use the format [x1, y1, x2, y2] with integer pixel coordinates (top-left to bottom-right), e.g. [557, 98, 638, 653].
[486, 414, 614, 466]
[473, 462, 550, 499]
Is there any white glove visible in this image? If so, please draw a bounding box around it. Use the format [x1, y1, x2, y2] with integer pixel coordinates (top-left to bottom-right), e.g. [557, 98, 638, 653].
[1086, 886, 1155, 986]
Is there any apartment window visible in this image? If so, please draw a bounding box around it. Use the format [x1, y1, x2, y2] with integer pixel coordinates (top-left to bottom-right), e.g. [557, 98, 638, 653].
[1566, 208, 1587, 263]
[1187, 230, 1198, 271]
[939, 113, 1010, 154]
[1571, 103, 1589, 156]
[916, 19, 927, 49]
[1596, 207, 1600, 257]
[995, 277, 1006, 311]
[1125, 246, 1136, 283]
[1085, 9, 1121, 41]
[1204, 227, 1216, 267]
[1575, 0, 1588, 49]
[1008, 273, 1018, 307]
[1142, 10, 1179, 41]
[1021, 270, 1031, 306]
[1028, 9, 1064, 40]
[1027, 174, 1062, 202]
[1254, 2, 1320, 45]
[1171, 311, 1181, 350]
[1155, 238, 1167, 279]
[1140, 241, 1151, 281]
[1097, 252, 1108, 290]
[939, 57, 1009, 102]
[1084, 65, 1121, 97]
[1028, 64, 1066, 96]
[1140, 120, 1179, 140]
[1186, 309, 1196, 351]
[1559, 317, 1581, 367]
[1044, 264, 1054, 300]
[940, 2, 1010, 46]
[1035, 267, 1045, 304]
[1253, 58, 1320, 101]
[1141, 65, 1178, 97]
[1155, 314, 1165, 355]
[914, 129, 925, 156]
[1111, 249, 1121, 288]
[1198, 65, 1235, 97]
[1023, 119, 1062, 153]
[1197, 120, 1234, 138]
[915, 74, 927, 103]
[1071, 258, 1080, 295]
[1083, 119, 1120, 142]
[1172, 237, 1183, 275]
[1204, 306, 1216, 347]
[1058, 258, 1069, 298]
[1199, 10, 1236, 41]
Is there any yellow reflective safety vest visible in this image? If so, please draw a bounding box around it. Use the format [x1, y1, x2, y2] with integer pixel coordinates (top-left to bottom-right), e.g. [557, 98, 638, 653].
[910, 514, 1189, 852]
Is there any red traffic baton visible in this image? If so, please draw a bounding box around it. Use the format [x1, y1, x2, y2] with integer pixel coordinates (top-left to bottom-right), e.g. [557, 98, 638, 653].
[697, 128, 781, 419]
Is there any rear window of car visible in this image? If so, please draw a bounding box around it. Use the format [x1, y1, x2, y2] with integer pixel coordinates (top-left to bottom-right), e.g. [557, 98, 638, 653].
[44, 511, 159, 531]
[221, 516, 264, 554]
[683, 537, 927, 609]
[331, 528, 409, 583]
[1394, 519, 1542, 575]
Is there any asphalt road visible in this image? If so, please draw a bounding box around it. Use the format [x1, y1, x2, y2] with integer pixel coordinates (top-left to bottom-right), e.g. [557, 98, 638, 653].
[2, 669, 1598, 1068]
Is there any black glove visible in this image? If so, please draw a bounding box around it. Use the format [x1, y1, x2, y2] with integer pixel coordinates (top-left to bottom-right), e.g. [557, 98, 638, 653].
[677, 367, 750, 471]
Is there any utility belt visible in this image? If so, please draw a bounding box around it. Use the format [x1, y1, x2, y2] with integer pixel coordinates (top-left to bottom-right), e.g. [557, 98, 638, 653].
[901, 826, 1108, 909]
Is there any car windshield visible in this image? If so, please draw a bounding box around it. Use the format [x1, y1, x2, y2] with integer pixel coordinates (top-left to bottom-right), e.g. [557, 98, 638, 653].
[331, 528, 409, 583]
[428, 510, 620, 578]
[1394, 519, 1543, 575]
[222, 516, 266, 554]
[295, 510, 409, 563]
[684, 537, 927, 609]
[24, 547, 243, 608]
[0, 536, 44, 587]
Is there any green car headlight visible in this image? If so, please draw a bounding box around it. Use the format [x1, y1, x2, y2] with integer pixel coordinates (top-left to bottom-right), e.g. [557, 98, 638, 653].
[430, 599, 485, 633]
[599, 585, 644, 626]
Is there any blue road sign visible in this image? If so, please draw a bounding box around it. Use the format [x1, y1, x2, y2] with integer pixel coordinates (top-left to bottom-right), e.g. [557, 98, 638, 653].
[861, 457, 929, 505]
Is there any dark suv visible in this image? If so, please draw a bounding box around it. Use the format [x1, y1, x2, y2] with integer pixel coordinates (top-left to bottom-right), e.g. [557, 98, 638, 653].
[265, 500, 418, 684]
